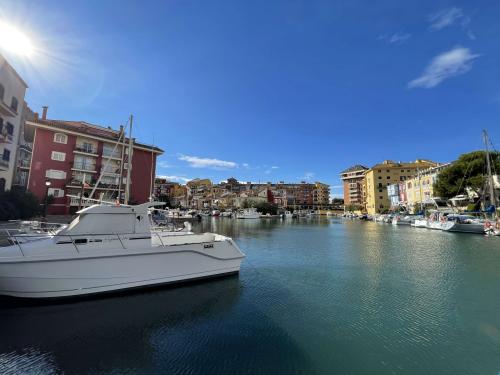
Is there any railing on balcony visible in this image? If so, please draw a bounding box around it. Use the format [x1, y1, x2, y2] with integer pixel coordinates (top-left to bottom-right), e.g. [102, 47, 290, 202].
[101, 166, 121, 175]
[17, 159, 31, 168]
[75, 144, 97, 154]
[0, 159, 9, 169]
[102, 150, 122, 159]
[19, 143, 32, 152]
[72, 163, 96, 172]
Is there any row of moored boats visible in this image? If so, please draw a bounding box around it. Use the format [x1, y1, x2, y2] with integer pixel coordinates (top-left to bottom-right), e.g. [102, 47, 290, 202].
[345, 211, 500, 236]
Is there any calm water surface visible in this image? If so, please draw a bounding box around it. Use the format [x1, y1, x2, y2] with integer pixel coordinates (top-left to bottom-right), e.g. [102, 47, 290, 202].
[1, 218, 499, 374]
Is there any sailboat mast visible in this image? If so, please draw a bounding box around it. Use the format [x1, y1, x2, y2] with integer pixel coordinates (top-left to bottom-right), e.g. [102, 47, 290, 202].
[483, 129, 496, 213]
[124, 115, 134, 205]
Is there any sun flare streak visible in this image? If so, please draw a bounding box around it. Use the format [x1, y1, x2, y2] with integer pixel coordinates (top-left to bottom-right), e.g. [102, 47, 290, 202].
[0, 20, 35, 57]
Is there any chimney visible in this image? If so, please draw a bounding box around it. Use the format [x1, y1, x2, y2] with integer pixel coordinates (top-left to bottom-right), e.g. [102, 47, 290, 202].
[34, 112, 39, 120]
[42, 106, 48, 120]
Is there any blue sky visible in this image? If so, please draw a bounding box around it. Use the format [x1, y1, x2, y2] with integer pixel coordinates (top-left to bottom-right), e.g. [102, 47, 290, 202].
[2, 0, 500, 197]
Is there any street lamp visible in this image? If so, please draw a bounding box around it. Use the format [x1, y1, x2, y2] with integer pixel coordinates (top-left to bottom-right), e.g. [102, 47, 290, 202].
[44, 179, 51, 217]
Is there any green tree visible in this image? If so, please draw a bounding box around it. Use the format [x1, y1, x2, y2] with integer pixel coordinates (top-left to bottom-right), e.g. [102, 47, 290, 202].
[434, 151, 500, 199]
[255, 201, 278, 215]
[0, 188, 40, 220]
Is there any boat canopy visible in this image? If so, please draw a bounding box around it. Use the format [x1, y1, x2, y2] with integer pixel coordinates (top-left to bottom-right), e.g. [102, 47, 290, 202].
[62, 202, 165, 235]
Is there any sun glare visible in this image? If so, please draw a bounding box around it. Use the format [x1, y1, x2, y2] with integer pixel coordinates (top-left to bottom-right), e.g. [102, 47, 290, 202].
[0, 21, 35, 57]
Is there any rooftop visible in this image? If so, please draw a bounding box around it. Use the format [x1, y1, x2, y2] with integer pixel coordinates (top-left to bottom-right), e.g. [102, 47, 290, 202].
[340, 165, 369, 174]
[27, 118, 163, 153]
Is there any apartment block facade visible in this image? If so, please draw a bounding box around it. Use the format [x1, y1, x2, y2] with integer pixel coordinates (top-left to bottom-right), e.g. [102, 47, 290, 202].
[26, 115, 163, 214]
[364, 159, 438, 214]
[0, 54, 28, 192]
[340, 165, 368, 210]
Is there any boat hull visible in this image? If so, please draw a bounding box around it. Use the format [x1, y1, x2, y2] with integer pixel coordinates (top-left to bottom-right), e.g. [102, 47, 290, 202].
[0, 242, 244, 298]
[441, 222, 485, 234]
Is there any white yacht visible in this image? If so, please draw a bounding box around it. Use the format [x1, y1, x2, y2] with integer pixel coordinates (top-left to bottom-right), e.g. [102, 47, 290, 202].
[236, 208, 260, 219]
[283, 211, 293, 219]
[0, 202, 245, 299]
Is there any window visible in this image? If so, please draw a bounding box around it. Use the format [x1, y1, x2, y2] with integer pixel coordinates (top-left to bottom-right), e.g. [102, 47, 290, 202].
[0, 84, 4, 101]
[378, 183, 382, 187]
[45, 169, 67, 179]
[48, 188, 65, 198]
[54, 133, 68, 144]
[387, 176, 390, 179]
[378, 189, 382, 193]
[6, 123, 13, 135]
[10, 97, 18, 112]
[82, 142, 93, 153]
[379, 196, 384, 199]
[2, 149, 10, 161]
[0, 118, 3, 132]
[378, 176, 381, 179]
[51, 151, 66, 161]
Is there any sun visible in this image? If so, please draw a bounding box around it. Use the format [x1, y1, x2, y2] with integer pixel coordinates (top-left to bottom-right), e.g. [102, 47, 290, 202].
[0, 21, 35, 57]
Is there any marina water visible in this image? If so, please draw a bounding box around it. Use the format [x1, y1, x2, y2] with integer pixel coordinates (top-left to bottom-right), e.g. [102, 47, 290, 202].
[0, 218, 499, 374]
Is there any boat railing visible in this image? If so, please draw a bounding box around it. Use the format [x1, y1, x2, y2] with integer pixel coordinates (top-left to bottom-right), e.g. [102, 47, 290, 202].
[0, 229, 196, 256]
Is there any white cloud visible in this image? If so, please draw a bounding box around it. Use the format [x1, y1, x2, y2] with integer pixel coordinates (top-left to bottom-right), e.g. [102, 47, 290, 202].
[242, 163, 250, 168]
[428, 7, 463, 30]
[157, 161, 173, 168]
[408, 47, 479, 89]
[178, 155, 238, 169]
[264, 166, 279, 174]
[156, 175, 191, 183]
[379, 32, 411, 44]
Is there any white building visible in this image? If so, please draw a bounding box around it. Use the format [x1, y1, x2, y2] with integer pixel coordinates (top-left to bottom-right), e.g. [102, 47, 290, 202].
[0, 54, 28, 192]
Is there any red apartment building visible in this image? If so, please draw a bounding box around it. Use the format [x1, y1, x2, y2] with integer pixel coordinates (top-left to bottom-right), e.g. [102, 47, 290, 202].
[26, 111, 163, 214]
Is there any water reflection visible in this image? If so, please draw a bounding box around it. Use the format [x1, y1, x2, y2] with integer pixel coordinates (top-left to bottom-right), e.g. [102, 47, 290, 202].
[0, 277, 242, 374]
[0, 218, 499, 374]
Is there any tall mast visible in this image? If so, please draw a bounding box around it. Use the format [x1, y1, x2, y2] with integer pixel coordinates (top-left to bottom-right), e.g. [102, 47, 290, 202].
[483, 129, 496, 213]
[124, 115, 134, 205]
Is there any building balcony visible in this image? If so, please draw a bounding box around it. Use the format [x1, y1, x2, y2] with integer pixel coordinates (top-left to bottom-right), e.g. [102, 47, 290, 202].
[101, 166, 121, 175]
[66, 180, 122, 190]
[0, 132, 14, 144]
[74, 145, 98, 156]
[0, 158, 9, 170]
[19, 143, 32, 153]
[71, 163, 97, 173]
[102, 151, 122, 160]
[17, 159, 31, 169]
[0, 100, 17, 117]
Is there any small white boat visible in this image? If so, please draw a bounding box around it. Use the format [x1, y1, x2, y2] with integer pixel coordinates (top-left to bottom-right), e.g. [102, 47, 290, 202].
[236, 208, 260, 219]
[283, 211, 293, 219]
[0, 202, 245, 299]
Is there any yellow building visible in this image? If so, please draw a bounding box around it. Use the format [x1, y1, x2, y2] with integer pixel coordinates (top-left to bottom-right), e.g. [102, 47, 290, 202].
[405, 163, 450, 209]
[365, 159, 438, 214]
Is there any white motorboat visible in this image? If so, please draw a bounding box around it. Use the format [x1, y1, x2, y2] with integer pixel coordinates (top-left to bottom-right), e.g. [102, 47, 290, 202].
[236, 208, 260, 219]
[283, 211, 293, 219]
[0, 202, 245, 299]
[391, 214, 413, 226]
